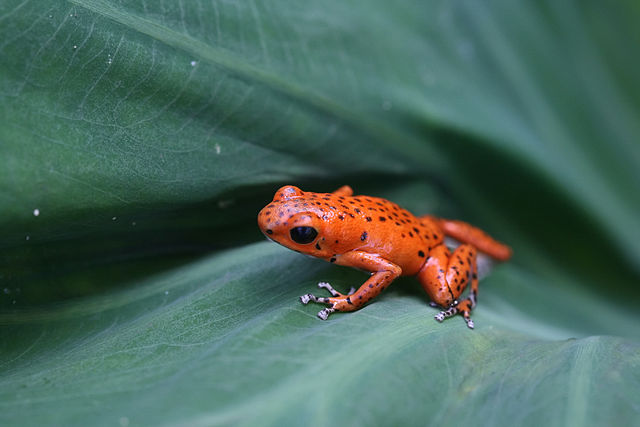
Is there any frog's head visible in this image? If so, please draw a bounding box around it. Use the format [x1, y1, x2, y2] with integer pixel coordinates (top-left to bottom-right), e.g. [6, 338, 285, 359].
[257, 185, 328, 256]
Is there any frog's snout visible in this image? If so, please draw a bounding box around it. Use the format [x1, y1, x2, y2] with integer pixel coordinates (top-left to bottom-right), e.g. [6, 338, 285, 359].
[257, 206, 274, 236]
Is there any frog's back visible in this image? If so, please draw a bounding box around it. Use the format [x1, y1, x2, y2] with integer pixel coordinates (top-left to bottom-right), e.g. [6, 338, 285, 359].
[306, 192, 443, 275]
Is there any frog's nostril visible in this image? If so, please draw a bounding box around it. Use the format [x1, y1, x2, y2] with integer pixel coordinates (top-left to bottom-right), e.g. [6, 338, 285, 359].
[266, 229, 273, 235]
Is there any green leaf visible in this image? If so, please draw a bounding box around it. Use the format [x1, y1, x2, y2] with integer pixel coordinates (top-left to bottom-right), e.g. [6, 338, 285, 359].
[1, 1, 639, 426]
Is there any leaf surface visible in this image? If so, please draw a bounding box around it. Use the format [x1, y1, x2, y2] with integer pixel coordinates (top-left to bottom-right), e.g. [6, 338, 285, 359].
[1, 1, 639, 426]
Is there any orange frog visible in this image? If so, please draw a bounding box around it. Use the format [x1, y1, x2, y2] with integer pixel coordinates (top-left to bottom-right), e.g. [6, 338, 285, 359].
[257, 185, 512, 328]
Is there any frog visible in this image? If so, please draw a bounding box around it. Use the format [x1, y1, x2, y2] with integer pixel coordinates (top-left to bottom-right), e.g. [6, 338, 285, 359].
[257, 185, 512, 328]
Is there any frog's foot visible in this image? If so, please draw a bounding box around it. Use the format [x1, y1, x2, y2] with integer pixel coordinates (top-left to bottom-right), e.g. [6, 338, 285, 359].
[299, 282, 355, 320]
[434, 304, 458, 322]
[434, 299, 475, 329]
[317, 281, 355, 296]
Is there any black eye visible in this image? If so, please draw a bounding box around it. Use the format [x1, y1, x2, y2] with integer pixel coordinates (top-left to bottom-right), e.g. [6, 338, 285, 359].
[289, 226, 318, 244]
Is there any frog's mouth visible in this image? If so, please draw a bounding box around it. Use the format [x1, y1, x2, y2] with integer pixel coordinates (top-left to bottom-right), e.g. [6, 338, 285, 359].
[261, 232, 291, 252]
[261, 228, 275, 243]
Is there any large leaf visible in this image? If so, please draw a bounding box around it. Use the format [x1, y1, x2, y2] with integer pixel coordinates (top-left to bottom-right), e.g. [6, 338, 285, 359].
[1, 0, 639, 426]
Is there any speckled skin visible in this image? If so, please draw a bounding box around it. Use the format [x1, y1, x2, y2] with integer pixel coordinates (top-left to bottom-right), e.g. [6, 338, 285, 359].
[257, 185, 512, 328]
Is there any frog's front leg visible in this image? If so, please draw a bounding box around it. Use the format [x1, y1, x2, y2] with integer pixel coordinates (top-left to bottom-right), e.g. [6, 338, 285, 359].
[315, 282, 356, 297]
[300, 251, 401, 320]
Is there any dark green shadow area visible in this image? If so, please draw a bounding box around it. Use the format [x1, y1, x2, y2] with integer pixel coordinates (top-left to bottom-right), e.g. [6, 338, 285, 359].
[0, 175, 443, 306]
[429, 127, 640, 305]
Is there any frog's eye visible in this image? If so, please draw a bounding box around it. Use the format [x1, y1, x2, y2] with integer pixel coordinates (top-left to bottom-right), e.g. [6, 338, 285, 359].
[275, 185, 303, 201]
[289, 226, 318, 244]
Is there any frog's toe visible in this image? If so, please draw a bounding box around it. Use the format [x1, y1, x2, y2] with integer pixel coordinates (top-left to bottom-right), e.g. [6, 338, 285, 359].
[457, 299, 475, 329]
[433, 300, 475, 329]
[317, 281, 341, 296]
[300, 293, 331, 305]
[317, 281, 354, 298]
[434, 305, 458, 323]
[317, 307, 336, 320]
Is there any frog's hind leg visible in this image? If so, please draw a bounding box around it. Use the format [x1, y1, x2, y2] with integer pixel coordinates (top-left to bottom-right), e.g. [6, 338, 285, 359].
[417, 243, 479, 329]
[420, 215, 512, 262]
[331, 185, 353, 196]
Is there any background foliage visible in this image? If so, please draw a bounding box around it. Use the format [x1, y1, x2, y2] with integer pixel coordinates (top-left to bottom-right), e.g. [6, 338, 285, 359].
[1, 0, 639, 426]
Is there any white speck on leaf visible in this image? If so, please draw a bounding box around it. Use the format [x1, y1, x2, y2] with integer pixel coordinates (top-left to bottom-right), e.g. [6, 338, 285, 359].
[33, 209, 40, 217]
[112, 217, 117, 221]
[25, 235, 30, 241]
[217, 199, 234, 209]
[165, 291, 169, 295]
[215, 143, 221, 154]
[190, 60, 197, 67]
